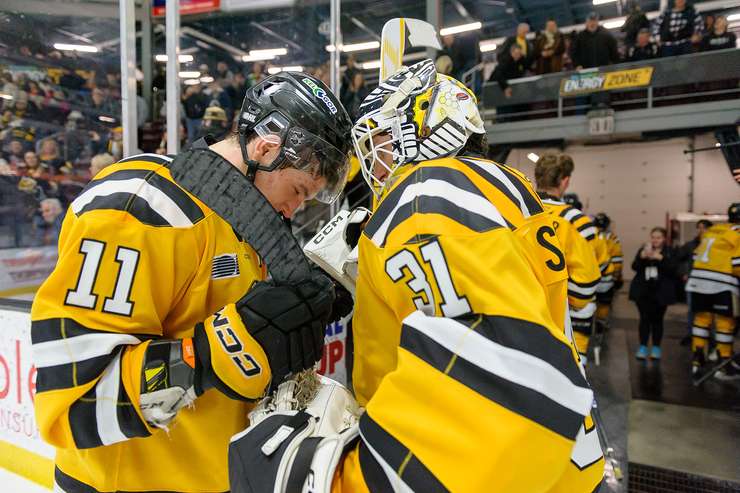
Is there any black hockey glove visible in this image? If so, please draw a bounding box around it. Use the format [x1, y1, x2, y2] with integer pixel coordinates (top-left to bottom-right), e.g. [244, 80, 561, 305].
[328, 280, 354, 323]
[235, 269, 335, 390]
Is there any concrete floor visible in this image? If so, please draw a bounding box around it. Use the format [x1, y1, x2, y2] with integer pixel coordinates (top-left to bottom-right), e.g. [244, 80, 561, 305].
[589, 292, 740, 491]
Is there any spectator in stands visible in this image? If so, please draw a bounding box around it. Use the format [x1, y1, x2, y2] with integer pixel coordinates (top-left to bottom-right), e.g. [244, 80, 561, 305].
[38, 139, 66, 174]
[26, 80, 44, 107]
[247, 62, 266, 87]
[500, 23, 533, 70]
[36, 197, 64, 246]
[2, 140, 25, 166]
[215, 61, 234, 84]
[22, 150, 48, 178]
[703, 13, 715, 34]
[182, 83, 208, 143]
[40, 89, 70, 127]
[562, 33, 576, 71]
[572, 12, 620, 69]
[533, 19, 565, 74]
[11, 92, 39, 120]
[653, 0, 703, 57]
[90, 87, 113, 115]
[627, 28, 660, 62]
[629, 227, 679, 360]
[231, 71, 249, 109]
[59, 67, 86, 91]
[0, 158, 13, 175]
[490, 44, 527, 98]
[196, 104, 230, 141]
[701, 16, 737, 51]
[205, 80, 234, 121]
[340, 72, 370, 121]
[89, 152, 115, 178]
[622, 1, 651, 47]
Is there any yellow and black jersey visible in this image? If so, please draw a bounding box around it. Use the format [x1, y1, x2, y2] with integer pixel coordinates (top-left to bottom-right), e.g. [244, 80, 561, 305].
[348, 156, 603, 492]
[31, 153, 268, 493]
[686, 223, 740, 296]
[539, 194, 601, 314]
[595, 231, 622, 293]
[558, 205, 599, 243]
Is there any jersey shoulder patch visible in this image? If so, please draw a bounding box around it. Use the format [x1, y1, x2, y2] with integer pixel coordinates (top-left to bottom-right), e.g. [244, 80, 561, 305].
[71, 154, 206, 228]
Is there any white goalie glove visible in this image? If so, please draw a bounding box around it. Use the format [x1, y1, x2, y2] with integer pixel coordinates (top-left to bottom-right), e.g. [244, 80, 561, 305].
[229, 370, 361, 493]
[303, 208, 371, 295]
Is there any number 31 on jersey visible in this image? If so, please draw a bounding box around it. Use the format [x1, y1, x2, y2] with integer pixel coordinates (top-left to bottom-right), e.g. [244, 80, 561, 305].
[385, 239, 471, 318]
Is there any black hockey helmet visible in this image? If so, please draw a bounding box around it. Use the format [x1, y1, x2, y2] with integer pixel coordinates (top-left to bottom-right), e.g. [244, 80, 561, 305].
[562, 193, 583, 210]
[728, 202, 740, 223]
[593, 212, 611, 230]
[237, 71, 352, 203]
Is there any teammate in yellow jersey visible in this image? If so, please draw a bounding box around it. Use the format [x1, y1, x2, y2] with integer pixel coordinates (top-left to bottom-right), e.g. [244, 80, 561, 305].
[593, 212, 624, 332]
[686, 202, 740, 380]
[30, 72, 352, 493]
[534, 153, 601, 363]
[228, 59, 602, 492]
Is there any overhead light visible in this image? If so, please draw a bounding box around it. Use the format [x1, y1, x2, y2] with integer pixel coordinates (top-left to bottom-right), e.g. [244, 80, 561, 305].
[727, 13, 740, 22]
[53, 43, 99, 53]
[242, 54, 275, 62]
[155, 54, 194, 63]
[361, 59, 381, 70]
[326, 41, 380, 53]
[603, 19, 625, 29]
[593, 0, 616, 4]
[480, 40, 497, 52]
[0, 93, 13, 100]
[250, 48, 287, 58]
[440, 22, 482, 36]
[527, 152, 540, 162]
[98, 115, 116, 123]
[715, 142, 721, 147]
[179, 71, 201, 78]
[268, 65, 303, 75]
[200, 75, 214, 83]
[184, 79, 200, 86]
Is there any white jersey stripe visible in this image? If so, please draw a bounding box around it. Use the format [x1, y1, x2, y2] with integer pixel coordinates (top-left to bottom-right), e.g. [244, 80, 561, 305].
[72, 178, 194, 227]
[96, 351, 129, 445]
[370, 179, 507, 246]
[33, 333, 141, 368]
[403, 312, 593, 416]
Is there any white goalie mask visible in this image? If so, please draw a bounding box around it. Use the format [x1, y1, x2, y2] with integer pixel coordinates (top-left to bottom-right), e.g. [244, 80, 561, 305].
[351, 59, 485, 198]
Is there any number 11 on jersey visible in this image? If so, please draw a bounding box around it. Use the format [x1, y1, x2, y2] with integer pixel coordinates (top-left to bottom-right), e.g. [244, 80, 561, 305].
[385, 239, 471, 317]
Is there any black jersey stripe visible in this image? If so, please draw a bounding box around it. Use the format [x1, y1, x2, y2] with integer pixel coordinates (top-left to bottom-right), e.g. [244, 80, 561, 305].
[364, 165, 505, 240]
[35, 354, 115, 393]
[116, 377, 151, 439]
[69, 386, 104, 449]
[495, 163, 543, 214]
[459, 158, 533, 216]
[399, 321, 585, 440]
[358, 441, 395, 493]
[77, 192, 172, 226]
[360, 413, 449, 492]
[379, 195, 503, 247]
[86, 168, 205, 224]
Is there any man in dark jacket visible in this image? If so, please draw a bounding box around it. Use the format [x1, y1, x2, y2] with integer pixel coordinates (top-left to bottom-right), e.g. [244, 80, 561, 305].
[499, 23, 534, 69]
[622, 1, 651, 47]
[627, 28, 660, 62]
[573, 13, 620, 69]
[490, 44, 527, 98]
[652, 0, 703, 57]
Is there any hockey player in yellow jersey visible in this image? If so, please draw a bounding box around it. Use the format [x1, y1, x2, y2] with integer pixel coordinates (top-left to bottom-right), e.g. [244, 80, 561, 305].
[30, 72, 353, 493]
[534, 154, 601, 363]
[686, 202, 740, 380]
[228, 59, 603, 492]
[593, 213, 624, 331]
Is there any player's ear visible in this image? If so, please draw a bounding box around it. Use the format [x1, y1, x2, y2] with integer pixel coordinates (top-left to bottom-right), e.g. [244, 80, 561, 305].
[251, 135, 281, 162]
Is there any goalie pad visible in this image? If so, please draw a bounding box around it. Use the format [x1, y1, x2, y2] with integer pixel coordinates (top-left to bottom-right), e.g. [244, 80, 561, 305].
[229, 371, 361, 493]
[303, 208, 371, 295]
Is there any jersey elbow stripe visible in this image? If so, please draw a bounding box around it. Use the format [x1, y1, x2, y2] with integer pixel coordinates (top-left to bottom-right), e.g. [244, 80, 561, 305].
[68, 350, 149, 449]
[32, 319, 142, 392]
[401, 312, 592, 440]
[72, 168, 204, 227]
[731, 257, 740, 266]
[359, 413, 448, 492]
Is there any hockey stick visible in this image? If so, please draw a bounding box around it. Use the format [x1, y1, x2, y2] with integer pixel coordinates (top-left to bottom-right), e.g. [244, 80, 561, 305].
[692, 352, 740, 386]
[379, 18, 441, 82]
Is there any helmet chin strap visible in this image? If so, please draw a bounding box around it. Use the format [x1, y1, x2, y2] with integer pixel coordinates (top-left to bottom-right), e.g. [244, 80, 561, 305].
[239, 124, 262, 182]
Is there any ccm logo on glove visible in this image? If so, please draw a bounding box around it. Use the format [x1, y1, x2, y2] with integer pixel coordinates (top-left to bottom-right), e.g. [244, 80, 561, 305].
[213, 309, 263, 377]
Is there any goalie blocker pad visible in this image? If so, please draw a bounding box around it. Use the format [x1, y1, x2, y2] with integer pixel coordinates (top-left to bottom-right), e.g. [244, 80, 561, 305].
[169, 146, 311, 284]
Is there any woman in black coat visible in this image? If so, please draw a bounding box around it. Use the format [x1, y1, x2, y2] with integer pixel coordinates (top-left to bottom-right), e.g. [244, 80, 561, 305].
[629, 227, 678, 360]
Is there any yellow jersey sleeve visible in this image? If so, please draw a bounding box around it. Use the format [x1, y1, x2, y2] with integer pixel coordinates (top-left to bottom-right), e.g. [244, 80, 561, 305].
[336, 312, 594, 492]
[563, 219, 601, 311]
[608, 233, 624, 279]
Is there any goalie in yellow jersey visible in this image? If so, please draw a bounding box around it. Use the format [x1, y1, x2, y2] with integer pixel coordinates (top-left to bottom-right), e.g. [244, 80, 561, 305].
[228, 59, 603, 492]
